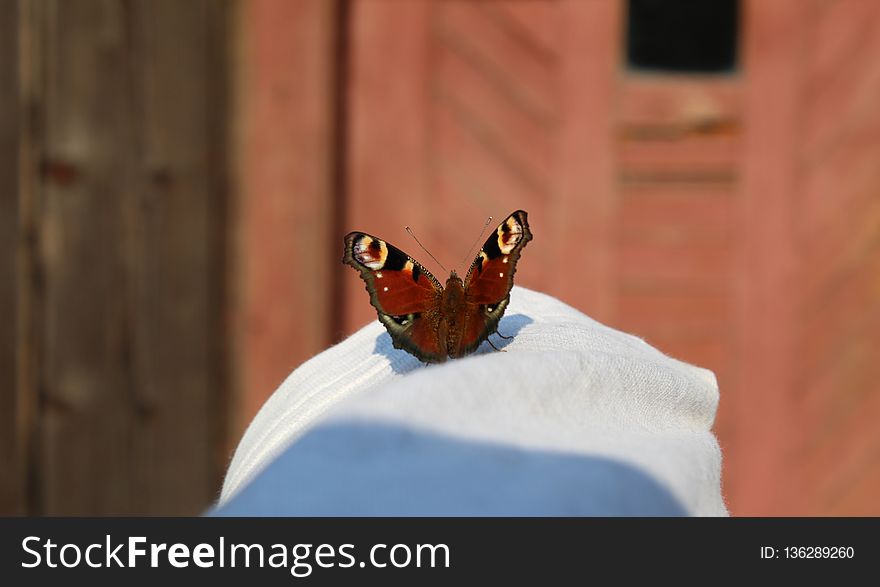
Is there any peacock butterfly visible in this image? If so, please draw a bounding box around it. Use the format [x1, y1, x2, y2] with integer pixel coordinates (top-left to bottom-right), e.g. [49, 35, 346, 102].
[343, 210, 532, 363]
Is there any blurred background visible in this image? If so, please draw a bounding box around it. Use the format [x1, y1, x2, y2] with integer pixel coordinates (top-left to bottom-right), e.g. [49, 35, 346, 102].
[1, 0, 878, 516]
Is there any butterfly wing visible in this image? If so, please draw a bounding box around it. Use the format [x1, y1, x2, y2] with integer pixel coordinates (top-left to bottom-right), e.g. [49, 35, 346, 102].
[343, 232, 446, 362]
[455, 210, 532, 357]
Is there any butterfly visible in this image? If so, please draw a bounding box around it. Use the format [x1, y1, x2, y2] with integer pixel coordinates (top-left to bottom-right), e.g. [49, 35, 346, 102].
[343, 210, 532, 363]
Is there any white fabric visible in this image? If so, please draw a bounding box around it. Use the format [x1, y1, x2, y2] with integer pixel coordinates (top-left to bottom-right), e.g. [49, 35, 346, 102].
[218, 287, 727, 516]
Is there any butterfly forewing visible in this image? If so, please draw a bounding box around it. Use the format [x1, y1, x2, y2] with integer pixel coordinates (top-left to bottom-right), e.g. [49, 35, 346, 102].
[463, 210, 532, 303]
[343, 232, 446, 362]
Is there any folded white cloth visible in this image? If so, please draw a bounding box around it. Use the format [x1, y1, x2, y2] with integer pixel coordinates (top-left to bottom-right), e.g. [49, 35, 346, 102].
[215, 286, 727, 516]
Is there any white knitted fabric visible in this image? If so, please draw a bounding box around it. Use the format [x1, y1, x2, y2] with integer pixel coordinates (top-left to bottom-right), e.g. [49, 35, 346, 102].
[217, 287, 727, 516]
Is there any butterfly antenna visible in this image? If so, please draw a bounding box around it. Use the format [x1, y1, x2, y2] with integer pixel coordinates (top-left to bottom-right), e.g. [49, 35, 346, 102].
[458, 216, 493, 270]
[405, 226, 448, 273]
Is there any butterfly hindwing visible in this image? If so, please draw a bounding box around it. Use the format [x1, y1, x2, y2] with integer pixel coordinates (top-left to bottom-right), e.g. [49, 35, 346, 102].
[343, 232, 446, 362]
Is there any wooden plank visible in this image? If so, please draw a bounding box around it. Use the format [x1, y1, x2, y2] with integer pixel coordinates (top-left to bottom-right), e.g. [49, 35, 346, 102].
[618, 136, 740, 179]
[235, 0, 339, 424]
[735, 0, 805, 515]
[617, 78, 741, 130]
[123, 0, 227, 515]
[787, 1, 880, 516]
[35, 0, 137, 514]
[490, 0, 560, 59]
[553, 0, 621, 321]
[437, 2, 558, 127]
[618, 186, 736, 245]
[0, 0, 22, 515]
[205, 0, 236, 507]
[433, 36, 555, 194]
[618, 241, 734, 291]
[16, 0, 48, 517]
[21, 0, 227, 514]
[432, 97, 547, 212]
[794, 1, 880, 516]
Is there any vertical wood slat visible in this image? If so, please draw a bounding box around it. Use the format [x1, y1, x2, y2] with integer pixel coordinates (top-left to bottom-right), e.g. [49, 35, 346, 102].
[41, 0, 136, 514]
[0, 0, 22, 515]
[736, 0, 805, 515]
[17, 0, 48, 518]
[234, 0, 340, 428]
[18, 0, 228, 515]
[554, 0, 620, 321]
[206, 0, 235, 510]
[795, 0, 880, 516]
[126, 0, 228, 515]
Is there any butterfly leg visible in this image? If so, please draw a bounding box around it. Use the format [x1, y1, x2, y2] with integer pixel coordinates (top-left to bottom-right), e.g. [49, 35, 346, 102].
[487, 338, 506, 353]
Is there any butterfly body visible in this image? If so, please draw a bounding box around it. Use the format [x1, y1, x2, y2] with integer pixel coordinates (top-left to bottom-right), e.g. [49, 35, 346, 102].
[343, 210, 531, 363]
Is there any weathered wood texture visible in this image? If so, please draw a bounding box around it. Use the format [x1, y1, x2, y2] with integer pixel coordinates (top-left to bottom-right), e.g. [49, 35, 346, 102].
[14, 0, 230, 515]
[0, 0, 22, 515]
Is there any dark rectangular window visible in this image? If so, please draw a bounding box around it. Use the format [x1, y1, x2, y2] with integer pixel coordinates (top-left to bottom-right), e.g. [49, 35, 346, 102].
[626, 0, 739, 73]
